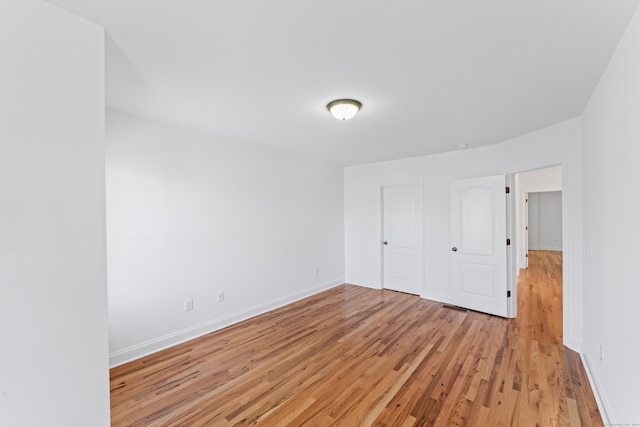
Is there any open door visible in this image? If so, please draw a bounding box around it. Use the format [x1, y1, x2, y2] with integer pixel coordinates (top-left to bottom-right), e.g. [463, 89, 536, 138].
[450, 175, 508, 317]
[524, 192, 529, 269]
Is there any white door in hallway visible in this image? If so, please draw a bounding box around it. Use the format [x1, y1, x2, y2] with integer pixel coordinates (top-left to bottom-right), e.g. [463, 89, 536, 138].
[524, 193, 529, 269]
[382, 184, 423, 295]
[450, 175, 508, 317]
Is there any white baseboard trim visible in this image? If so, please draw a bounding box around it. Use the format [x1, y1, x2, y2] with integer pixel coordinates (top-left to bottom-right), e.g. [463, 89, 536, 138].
[109, 278, 344, 368]
[581, 349, 613, 425]
[529, 246, 563, 251]
[344, 278, 381, 289]
[563, 336, 582, 353]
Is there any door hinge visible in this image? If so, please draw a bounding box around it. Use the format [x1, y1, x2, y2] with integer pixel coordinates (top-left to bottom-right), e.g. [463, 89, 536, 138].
[506, 239, 511, 245]
[506, 186, 510, 194]
[507, 291, 511, 297]
[526, 253, 528, 257]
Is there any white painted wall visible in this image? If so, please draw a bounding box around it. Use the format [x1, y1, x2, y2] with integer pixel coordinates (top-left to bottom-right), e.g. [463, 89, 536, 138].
[345, 118, 583, 350]
[106, 110, 344, 366]
[515, 166, 563, 268]
[517, 166, 563, 193]
[581, 5, 640, 425]
[528, 191, 563, 251]
[0, 1, 109, 426]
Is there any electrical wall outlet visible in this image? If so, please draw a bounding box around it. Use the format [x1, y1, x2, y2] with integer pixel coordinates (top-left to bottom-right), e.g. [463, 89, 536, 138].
[217, 292, 224, 302]
[185, 298, 194, 312]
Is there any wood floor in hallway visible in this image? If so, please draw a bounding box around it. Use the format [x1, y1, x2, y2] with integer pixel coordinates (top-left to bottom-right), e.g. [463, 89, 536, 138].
[110, 250, 601, 426]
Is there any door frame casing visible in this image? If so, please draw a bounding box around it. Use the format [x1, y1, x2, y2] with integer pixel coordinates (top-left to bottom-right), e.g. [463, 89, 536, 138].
[506, 174, 517, 318]
[380, 182, 424, 296]
[524, 192, 529, 269]
[510, 160, 578, 351]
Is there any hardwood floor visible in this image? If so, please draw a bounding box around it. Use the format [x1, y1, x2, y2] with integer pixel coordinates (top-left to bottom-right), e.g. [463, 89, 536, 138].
[110, 250, 601, 426]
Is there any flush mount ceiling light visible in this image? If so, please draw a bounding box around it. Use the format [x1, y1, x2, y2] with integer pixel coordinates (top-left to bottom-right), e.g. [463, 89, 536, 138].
[327, 99, 362, 121]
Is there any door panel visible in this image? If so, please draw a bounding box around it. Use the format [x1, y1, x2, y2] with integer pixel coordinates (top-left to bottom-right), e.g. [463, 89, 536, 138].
[451, 175, 507, 317]
[382, 184, 423, 295]
[524, 193, 529, 268]
[460, 263, 495, 296]
[460, 187, 494, 255]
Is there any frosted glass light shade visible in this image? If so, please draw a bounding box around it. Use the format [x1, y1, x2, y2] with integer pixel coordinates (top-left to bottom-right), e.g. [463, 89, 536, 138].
[327, 99, 362, 121]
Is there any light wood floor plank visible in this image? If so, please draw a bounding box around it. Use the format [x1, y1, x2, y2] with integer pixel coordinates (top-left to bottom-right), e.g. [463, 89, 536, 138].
[111, 250, 601, 426]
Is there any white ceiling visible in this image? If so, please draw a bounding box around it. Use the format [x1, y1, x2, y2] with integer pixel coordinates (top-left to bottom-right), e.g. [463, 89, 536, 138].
[47, 0, 639, 166]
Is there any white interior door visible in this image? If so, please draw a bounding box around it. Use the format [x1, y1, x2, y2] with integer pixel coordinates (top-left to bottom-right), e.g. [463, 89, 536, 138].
[382, 184, 423, 295]
[524, 193, 529, 268]
[450, 175, 508, 317]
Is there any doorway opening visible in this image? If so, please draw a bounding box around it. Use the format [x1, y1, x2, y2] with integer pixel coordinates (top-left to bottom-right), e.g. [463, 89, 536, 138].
[514, 165, 564, 339]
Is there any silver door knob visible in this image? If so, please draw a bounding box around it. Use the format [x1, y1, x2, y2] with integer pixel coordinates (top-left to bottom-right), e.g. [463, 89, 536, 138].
[452, 247, 458, 252]
[383, 241, 388, 245]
